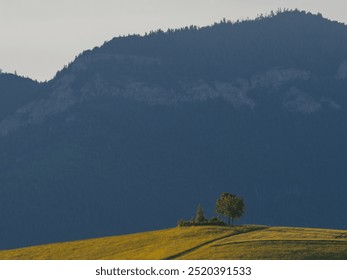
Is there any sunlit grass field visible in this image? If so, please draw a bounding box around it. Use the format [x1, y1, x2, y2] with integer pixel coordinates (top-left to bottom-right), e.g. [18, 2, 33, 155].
[0, 225, 346, 260]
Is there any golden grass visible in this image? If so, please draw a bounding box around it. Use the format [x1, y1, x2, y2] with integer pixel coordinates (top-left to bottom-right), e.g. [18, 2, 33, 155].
[178, 227, 347, 260]
[0, 225, 346, 260]
[0, 226, 241, 260]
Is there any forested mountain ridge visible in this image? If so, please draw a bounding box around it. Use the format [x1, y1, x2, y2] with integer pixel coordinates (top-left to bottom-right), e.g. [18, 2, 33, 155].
[0, 10, 347, 250]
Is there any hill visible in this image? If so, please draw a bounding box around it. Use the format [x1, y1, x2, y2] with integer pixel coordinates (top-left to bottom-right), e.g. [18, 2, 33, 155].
[0, 73, 43, 120]
[0, 225, 346, 260]
[1, 10, 347, 249]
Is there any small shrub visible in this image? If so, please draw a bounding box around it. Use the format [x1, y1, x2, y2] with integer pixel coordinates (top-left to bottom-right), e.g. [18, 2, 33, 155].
[207, 217, 226, 226]
[177, 219, 195, 227]
[177, 216, 225, 227]
[177, 219, 185, 227]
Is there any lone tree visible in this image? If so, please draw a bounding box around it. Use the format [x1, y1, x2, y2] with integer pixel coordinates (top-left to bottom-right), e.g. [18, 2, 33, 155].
[216, 193, 245, 226]
[195, 204, 206, 224]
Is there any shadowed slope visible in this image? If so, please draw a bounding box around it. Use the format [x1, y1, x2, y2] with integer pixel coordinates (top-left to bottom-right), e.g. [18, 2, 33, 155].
[177, 227, 347, 260]
[164, 226, 267, 260]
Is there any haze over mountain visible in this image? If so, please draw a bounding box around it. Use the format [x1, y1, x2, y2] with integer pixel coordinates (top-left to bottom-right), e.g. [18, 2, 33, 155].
[1, 10, 347, 249]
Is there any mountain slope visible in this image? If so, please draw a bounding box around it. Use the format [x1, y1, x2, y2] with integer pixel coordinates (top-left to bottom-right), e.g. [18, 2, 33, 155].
[0, 73, 43, 120]
[1, 10, 347, 250]
[0, 225, 346, 260]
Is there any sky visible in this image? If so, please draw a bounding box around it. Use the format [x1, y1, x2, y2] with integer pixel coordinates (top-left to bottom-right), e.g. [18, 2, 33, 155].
[0, 0, 347, 81]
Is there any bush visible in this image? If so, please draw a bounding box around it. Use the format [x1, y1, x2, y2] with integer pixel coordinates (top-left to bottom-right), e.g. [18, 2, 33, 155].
[177, 217, 226, 227]
[207, 217, 226, 226]
[177, 219, 194, 227]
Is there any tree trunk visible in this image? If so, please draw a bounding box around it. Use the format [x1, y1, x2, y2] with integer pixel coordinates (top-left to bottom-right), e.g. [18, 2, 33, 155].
[228, 216, 230, 226]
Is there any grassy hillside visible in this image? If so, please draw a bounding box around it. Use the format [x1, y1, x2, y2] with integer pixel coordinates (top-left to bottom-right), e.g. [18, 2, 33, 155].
[0, 225, 346, 260]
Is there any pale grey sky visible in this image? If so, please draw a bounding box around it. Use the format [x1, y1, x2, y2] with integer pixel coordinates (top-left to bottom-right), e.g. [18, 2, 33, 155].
[0, 0, 346, 81]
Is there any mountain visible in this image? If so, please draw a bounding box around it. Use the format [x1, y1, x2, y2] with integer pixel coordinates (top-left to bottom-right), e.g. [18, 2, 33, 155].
[1, 225, 347, 260]
[0, 73, 44, 120]
[1, 10, 347, 250]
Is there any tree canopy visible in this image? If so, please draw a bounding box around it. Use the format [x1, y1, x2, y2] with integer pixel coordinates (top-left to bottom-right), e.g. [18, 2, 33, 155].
[216, 193, 245, 226]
